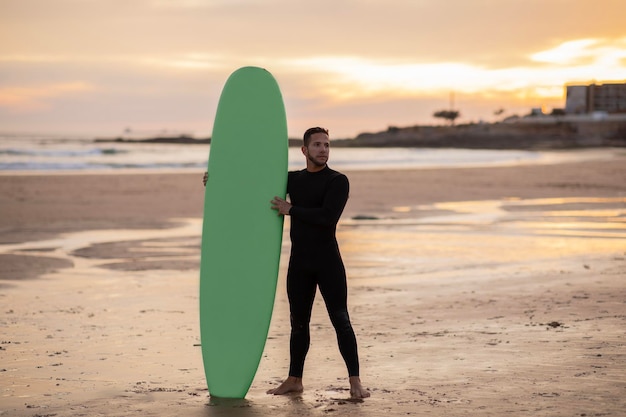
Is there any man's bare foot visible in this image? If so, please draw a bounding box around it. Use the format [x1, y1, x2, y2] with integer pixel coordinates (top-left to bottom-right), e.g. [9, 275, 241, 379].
[349, 376, 371, 399]
[266, 376, 303, 395]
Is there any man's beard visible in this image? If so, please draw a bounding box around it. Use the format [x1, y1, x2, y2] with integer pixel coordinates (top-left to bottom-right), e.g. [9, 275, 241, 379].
[308, 154, 327, 167]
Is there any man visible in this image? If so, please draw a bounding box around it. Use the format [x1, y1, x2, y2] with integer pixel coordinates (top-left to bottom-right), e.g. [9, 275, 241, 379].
[268, 127, 370, 399]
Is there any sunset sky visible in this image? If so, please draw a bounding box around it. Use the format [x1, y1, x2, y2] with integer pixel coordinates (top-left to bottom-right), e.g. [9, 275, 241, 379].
[1, 0, 625, 138]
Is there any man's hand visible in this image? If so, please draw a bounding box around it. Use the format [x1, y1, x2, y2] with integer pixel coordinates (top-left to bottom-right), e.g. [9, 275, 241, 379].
[202, 172, 208, 186]
[271, 196, 292, 216]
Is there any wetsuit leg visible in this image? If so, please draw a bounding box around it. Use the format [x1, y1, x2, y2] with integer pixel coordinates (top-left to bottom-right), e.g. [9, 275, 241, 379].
[317, 250, 360, 377]
[286, 255, 317, 378]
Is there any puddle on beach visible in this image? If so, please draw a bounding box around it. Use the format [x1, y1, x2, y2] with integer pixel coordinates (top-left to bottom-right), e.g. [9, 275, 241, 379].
[0, 219, 203, 279]
[0, 197, 623, 283]
[338, 197, 626, 282]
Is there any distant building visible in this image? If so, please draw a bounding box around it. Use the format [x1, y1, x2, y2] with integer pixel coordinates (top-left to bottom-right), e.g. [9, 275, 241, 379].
[530, 107, 545, 116]
[565, 82, 626, 114]
[565, 85, 588, 114]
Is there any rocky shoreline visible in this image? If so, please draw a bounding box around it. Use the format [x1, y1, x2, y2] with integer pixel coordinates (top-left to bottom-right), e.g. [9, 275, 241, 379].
[338, 119, 626, 149]
[96, 119, 626, 150]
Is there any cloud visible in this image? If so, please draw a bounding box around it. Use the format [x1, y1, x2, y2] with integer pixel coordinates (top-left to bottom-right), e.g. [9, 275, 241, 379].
[0, 52, 233, 72]
[277, 37, 626, 103]
[530, 38, 626, 66]
[0, 55, 69, 63]
[139, 53, 231, 70]
[530, 39, 600, 65]
[149, 0, 279, 8]
[0, 82, 96, 111]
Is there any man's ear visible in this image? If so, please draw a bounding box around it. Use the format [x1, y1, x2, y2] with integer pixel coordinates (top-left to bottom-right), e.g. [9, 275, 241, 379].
[301, 145, 308, 156]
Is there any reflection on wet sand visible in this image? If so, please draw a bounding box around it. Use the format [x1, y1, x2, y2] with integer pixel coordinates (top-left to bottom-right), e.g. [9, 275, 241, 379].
[1, 197, 622, 280]
[339, 197, 625, 282]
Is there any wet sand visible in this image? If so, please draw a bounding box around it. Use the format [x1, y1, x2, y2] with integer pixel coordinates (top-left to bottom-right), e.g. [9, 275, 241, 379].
[1, 155, 626, 416]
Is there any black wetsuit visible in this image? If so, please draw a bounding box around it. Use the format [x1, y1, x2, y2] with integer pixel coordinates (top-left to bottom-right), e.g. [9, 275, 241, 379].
[286, 165, 360, 378]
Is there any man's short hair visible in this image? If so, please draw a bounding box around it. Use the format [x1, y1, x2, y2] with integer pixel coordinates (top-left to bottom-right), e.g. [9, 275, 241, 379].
[303, 127, 329, 146]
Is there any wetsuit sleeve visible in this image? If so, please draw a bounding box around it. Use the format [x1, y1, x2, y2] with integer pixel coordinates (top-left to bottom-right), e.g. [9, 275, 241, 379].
[289, 175, 349, 225]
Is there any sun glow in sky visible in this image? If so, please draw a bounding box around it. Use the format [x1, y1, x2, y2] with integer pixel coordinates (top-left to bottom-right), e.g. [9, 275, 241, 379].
[1, 0, 625, 138]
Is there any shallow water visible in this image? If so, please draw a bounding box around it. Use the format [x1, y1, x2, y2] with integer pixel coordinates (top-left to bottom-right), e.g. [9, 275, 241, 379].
[1, 134, 622, 172]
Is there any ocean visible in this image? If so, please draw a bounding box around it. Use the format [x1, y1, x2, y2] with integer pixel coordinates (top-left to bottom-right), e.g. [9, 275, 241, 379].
[0, 134, 617, 173]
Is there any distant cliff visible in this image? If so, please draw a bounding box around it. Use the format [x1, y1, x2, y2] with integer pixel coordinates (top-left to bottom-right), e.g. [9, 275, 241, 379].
[96, 120, 626, 149]
[95, 135, 209, 144]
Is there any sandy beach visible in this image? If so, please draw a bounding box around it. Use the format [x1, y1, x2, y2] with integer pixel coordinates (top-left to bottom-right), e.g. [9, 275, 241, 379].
[1, 155, 625, 416]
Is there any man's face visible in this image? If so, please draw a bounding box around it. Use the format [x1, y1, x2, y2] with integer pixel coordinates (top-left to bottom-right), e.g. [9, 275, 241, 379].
[302, 132, 330, 168]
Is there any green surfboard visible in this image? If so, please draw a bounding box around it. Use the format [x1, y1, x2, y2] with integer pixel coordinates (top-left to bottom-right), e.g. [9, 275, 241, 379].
[199, 67, 288, 398]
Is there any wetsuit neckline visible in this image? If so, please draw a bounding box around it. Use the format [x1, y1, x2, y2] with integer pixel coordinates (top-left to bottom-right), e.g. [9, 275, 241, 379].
[305, 165, 330, 174]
